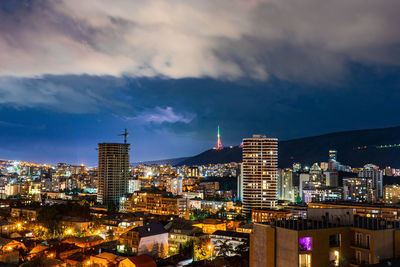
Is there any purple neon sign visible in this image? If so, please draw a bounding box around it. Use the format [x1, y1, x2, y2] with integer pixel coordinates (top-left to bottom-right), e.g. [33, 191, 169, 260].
[299, 237, 312, 251]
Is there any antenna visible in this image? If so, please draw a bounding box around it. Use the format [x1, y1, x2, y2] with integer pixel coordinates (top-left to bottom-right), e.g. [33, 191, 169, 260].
[118, 128, 130, 144]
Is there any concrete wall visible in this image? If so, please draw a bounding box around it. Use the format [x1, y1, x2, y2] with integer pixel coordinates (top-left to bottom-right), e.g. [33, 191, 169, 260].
[138, 233, 168, 258]
[276, 228, 298, 267]
[372, 230, 394, 264]
[250, 224, 275, 267]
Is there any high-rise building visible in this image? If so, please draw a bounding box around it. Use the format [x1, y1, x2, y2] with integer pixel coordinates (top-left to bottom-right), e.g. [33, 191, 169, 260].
[97, 143, 130, 206]
[242, 134, 278, 215]
[329, 149, 337, 161]
[168, 178, 183, 196]
[237, 163, 243, 202]
[277, 168, 294, 202]
[359, 165, 383, 200]
[328, 149, 339, 171]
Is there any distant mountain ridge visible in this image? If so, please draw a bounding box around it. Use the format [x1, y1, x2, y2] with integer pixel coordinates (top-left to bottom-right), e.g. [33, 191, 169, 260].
[132, 157, 189, 166]
[139, 126, 400, 168]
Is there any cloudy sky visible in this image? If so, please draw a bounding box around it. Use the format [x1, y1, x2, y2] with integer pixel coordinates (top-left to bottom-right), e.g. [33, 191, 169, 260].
[1, 0, 400, 165]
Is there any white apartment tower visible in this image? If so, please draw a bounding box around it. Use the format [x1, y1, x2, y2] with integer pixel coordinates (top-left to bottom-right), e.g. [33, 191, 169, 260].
[97, 143, 130, 206]
[242, 134, 278, 215]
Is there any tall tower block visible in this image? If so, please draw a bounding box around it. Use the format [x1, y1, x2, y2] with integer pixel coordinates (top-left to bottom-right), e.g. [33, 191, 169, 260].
[242, 134, 278, 215]
[97, 141, 130, 206]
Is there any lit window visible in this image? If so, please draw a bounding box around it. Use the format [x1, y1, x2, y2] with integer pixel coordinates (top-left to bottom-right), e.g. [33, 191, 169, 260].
[299, 237, 312, 251]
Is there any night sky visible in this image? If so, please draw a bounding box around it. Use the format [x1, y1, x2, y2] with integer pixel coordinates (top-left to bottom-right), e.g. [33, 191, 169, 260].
[1, 0, 400, 165]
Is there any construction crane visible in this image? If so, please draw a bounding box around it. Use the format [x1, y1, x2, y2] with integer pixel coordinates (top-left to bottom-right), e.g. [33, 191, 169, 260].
[118, 128, 130, 144]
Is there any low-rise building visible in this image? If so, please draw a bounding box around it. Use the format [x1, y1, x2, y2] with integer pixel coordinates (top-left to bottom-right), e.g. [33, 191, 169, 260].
[384, 184, 400, 204]
[119, 222, 168, 258]
[130, 192, 188, 216]
[252, 209, 292, 223]
[11, 207, 38, 221]
[193, 219, 226, 234]
[165, 221, 202, 256]
[211, 230, 249, 257]
[89, 252, 125, 267]
[119, 254, 156, 267]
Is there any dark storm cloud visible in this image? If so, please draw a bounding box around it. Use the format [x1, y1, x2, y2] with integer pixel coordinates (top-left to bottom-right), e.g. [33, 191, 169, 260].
[1, 0, 400, 81]
[0, 75, 131, 113]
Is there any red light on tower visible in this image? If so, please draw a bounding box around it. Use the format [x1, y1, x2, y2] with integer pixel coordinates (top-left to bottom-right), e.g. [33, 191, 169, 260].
[217, 125, 223, 150]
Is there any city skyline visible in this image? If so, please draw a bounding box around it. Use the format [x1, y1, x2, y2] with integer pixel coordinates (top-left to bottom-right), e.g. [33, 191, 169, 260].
[1, 1, 400, 165]
[2, 1, 400, 266]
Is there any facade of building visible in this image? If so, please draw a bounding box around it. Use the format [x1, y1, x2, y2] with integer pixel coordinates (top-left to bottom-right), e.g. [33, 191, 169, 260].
[130, 192, 188, 216]
[210, 230, 249, 257]
[119, 223, 168, 258]
[343, 178, 372, 202]
[250, 214, 400, 267]
[167, 178, 183, 196]
[358, 166, 384, 200]
[252, 209, 292, 223]
[277, 168, 294, 202]
[97, 143, 130, 206]
[242, 135, 278, 215]
[384, 184, 400, 204]
[166, 222, 202, 256]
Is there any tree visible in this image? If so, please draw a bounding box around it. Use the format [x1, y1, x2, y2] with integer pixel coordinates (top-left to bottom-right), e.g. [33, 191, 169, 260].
[178, 239, 194, 258]
[214, 240, 234, 257]
[235, 240, 249, 257]
[194, 239, 212, 261]
[106, 229, 114, 241]
[88, 216, 103, 234]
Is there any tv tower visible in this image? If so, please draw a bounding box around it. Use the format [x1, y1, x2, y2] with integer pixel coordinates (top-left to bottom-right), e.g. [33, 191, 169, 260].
[217, 125, 223, 150]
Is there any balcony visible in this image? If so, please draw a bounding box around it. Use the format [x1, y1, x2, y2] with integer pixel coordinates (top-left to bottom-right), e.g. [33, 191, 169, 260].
[350, 242, 370, 250]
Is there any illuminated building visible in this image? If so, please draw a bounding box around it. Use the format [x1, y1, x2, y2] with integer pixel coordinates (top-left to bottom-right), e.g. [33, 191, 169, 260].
[320, 162, 328, 171]
[329, 149, 337, 161]
[167, 178, 183, 196]
[198, 181, 219, 197]
[384, 185, 400, 204]
[252, 209, 292, 223]
[359, 165, 383, 200]
[328, 149, 339, 171]
[277, 168, 294, 202]
[250, 214, 400, 267]
[97, 143, 130, 206]
[242, 135, 278, 215]
[325, 171, 338, 187]
[193, 218, 226, 234]
[185, 166, 199, 178]
[210, 230, 249, 257]
[237, 163, 243, 201]
[130, 192, 188, 216]
[343, 177, 372, 202]
[11, 207, 38, 221]
[128, 179, 141, 193]
[119, 222, 168, 258]
[167, 222, 202, 256]
[308, 202, 400, 221]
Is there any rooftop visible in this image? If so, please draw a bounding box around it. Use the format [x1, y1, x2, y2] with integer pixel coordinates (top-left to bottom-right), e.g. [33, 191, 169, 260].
[132, 222, 167, 237]
[211, 230, 249, 239]
[273, 215, 400, 231]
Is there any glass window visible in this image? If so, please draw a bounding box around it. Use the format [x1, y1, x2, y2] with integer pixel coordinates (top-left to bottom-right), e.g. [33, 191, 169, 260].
[299, 254, 311, 267]
[299, 237, 312, 251]
[329, 234, 341, 247]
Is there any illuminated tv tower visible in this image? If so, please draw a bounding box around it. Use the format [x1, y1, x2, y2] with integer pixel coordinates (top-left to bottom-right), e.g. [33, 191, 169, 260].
[217, 125, 223, 150]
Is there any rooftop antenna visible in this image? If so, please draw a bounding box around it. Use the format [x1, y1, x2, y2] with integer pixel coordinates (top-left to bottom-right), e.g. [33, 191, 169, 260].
[119, 128, 130, 144]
